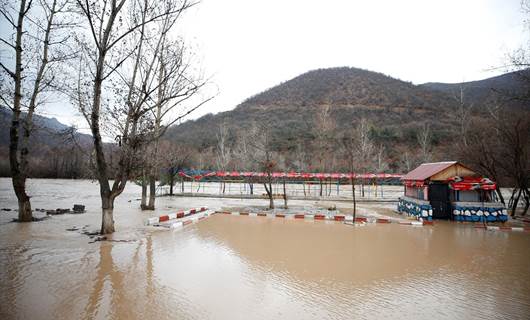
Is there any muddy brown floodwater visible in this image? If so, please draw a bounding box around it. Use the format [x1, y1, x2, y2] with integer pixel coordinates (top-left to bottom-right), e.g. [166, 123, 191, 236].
[1, 178, 530, 319]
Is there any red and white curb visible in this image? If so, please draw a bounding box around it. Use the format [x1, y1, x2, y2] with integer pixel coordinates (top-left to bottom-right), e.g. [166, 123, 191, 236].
[146, 207, 208, 226]
[155, 210, 216, 229]
[474, 224, 530, 232]
[215, 211, 434, 226]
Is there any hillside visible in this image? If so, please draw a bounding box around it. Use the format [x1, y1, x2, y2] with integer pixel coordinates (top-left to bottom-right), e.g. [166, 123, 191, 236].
[167, 67, 456, 144]
[1, 67, 527, 176]
[0, 107, 92, 177]
[241, 67, 452, 109]
[421, 69, 530, 109]
[164, 67, 529, 172]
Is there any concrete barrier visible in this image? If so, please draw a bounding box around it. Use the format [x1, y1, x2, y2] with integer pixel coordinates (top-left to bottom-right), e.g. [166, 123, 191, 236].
[146, 207, 208, 225]
[212, 211, 434, 227]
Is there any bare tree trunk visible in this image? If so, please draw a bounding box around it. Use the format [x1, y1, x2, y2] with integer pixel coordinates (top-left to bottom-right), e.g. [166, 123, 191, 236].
[361, 180, 365, 197]
[141, 178, 147, 209]
[263, 176, 274, 209]
[283, 178, 288, 209]
[522, 188, 529, 216]
[351, 176, 356, 220]
[101, 208, 115, 234]
[9, 0, 30, 222]
[496, 189, 505, 206]
[169, 170, 174, 196]
[12, 177, 32, 221]
[147, 175, 156, 209]
[101, 196, 115, 234]
[510, 188, 522, 217]
[92, 70, 115, 233]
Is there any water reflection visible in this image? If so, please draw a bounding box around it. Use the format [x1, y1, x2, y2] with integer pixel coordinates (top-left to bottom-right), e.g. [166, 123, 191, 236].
[83, 243, 128, 319]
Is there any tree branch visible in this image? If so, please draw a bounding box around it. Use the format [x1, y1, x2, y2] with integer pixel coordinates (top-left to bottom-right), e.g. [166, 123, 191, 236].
[0, 61, 15, 78]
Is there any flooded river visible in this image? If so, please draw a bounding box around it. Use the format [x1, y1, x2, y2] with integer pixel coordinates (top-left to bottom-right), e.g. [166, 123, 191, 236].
[1, 178, 529, 319]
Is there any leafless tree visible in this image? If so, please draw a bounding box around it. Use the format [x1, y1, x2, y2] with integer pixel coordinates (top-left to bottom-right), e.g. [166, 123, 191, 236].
[313, 105, 336, 195]
[482, 0, 530, 216]
[353, 117, 374, 196]
[463, 111, 529, 216]
[400, 151, 413, 172]
[142, 33, 212, 210]
[248, 122, 276, 209]
[463, 119, 506, 205]
[417, 122, 432, 163]
[1, 0, 72, 221]
[233, 127, 256, 193]
[374, 144, 389, 172]
[157, 140, 193, 195]
[216, 119, 231, 193]
[497, 116, 529, 216]
[355, 118, 374, 169]
[340, 125, 357, 220]
[74, 0, 197, 234]
[452, 84, 474, 147]
[293, 143, 309, 172]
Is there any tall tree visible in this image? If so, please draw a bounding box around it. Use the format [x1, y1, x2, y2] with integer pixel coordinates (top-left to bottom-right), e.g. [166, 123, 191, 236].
[1, 0, 71, 221]
[313, 104, 336, 195]
[248, 122, 276, 209]
[216, 119, 231, 194]
[417, 122, 432, 163]
[74, 0, 196, 233]
[340, 124, 358, 220]
[451, 84, 474, 148]
[142, 32, 211, 209]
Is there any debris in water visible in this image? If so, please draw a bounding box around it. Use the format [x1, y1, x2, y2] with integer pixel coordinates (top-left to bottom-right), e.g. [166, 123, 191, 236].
[72, 204, 86, 214]
[89, 236, 107, 243]
[47, 208, 71, 215]
[11, 216, 50, 223]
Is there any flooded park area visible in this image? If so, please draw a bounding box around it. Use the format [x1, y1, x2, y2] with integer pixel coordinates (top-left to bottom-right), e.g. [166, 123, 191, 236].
[1, 178, 530, 319]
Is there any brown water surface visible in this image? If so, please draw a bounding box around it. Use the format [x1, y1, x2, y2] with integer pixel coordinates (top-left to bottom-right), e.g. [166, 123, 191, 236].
[1, 179, 529, 319]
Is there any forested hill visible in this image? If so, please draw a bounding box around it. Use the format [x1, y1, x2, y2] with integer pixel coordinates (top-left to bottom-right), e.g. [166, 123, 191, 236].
[240, 67, 453, 109]
[0, 107, 92, 177]
[164, 67, 529, 172]
[2, 67, 527, 176]
[421, 69, 530, 109]
[166, 67, 456, 149]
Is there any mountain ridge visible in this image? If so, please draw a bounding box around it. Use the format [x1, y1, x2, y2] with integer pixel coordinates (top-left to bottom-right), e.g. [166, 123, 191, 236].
[1, 66, 527, 175]
[163, 66, 529, 171]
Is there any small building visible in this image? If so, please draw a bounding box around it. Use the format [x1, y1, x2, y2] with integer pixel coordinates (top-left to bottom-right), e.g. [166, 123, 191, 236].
[397, 161, 507, 222]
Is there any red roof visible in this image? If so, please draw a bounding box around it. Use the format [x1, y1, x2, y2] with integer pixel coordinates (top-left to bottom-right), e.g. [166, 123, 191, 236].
[401, 161, 457, 181]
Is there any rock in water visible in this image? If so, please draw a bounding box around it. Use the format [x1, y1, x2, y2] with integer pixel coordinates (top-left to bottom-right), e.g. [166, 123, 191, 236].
[47, 208, 71, 215]
[73, 204, 86, 214]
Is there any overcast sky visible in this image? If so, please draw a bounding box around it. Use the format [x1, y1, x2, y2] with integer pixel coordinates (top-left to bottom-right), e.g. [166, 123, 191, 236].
[42, 0, 527, 130]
